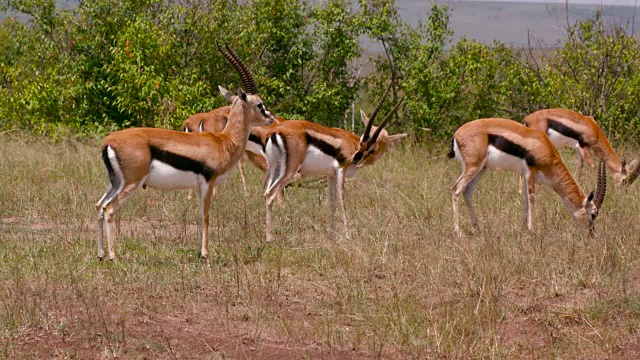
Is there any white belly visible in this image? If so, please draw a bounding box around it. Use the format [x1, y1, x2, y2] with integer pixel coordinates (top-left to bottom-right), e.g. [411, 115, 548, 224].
[246, 141, 265, 157]
[213, 170, 231, 186]
[547, 129, 580, 149]
[145, 160, 202, 190]
[300, 145, 339, 176]
[485, 145, 528, 175]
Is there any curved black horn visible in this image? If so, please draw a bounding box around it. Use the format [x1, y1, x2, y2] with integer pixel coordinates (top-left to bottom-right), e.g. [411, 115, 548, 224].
[217, 42, 259, 94]
[370, 96, 405, 143]
[594, 159, 607, 209]
[362, 84, 392, 142]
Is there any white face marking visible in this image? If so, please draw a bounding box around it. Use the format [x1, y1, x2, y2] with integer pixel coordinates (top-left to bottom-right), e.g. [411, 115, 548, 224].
[547, 128, 581, 149]
[300, 145, 340, 177]
[145, 159, 202, 190]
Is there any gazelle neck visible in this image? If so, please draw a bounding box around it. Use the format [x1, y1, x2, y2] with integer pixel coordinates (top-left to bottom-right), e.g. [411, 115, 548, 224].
[592, 132, 623, 174]
[222, 101, 253, 161]
[545, 161, 586, 215]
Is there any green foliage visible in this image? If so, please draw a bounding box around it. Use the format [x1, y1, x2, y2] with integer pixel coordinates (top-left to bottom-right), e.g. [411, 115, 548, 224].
[1, 1, 640, 142]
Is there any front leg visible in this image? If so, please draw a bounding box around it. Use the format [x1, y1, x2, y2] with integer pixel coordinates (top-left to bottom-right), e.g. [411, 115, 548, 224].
[327, 176, 337, 238]
[336, 168, 350, 239]
[199, 181, 215, 260]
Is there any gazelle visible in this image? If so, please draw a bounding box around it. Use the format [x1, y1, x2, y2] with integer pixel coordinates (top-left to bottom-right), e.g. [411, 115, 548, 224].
[183, 109, 285, 193]
[95, 44, 275, 261]
[524, 108, 640, 188]
[263, 89, 407, 242]
[449, 118, 607, 236]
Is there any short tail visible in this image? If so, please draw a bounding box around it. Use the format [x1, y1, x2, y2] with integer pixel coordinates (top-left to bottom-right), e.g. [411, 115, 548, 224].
[447, 138, 455, 159]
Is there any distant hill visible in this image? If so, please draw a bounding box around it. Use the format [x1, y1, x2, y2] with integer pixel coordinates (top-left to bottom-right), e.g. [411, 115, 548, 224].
[398, 0, 640, 47]
[3, 0, 639, 48]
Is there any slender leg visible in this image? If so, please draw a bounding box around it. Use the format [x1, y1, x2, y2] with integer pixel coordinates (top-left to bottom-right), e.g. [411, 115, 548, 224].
[463, 168, 486, 233]
[522, 172, 529, 226]
[327, 176, 337, 238]
[237, 158, 248, 195]
[199, 182, 214, 259]
[451, 165, 484, 236]
[102, 183, 138, 261]
[336, 169, 350, 239]
[96, 185, 116, 260]
[526, 171, 536, 231]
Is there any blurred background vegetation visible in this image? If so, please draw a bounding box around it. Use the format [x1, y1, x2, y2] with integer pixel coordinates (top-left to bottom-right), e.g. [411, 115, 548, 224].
[1, 0, 640, 142]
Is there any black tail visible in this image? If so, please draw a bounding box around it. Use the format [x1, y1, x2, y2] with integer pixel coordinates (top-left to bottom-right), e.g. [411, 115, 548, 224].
[101, 146, 118, 186]
[447, 138, 455, 159]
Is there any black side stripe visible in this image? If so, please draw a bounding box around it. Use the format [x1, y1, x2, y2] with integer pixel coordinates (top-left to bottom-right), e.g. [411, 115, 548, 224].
[149, 145, 216, 181]
[305, 132, 347, 163]
[249, 133, 265, 150]
[547, 119, 588, 147]
[488, 134, 537, 167]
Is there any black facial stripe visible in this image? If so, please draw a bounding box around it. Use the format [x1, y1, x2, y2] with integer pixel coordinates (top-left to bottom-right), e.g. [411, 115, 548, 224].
[149, 145, 215, 181]
[249, 133, 265, 151]
[488, 134, 537, 167]
[547, 119, 588, 147]
[353, 152, 363, 163]
[305, 133, 347, 163]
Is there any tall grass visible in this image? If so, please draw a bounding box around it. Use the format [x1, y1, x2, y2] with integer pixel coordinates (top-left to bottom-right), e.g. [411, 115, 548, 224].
[1, 136, 639, 358]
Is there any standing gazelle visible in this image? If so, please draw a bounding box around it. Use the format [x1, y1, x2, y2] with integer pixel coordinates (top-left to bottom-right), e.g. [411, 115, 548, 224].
[263, 88, 407, 241]
[183, 109, 285, 193]
[524, 108, 640, 188]
[450, 118, 607, 236]
[96, 44, 275, 261]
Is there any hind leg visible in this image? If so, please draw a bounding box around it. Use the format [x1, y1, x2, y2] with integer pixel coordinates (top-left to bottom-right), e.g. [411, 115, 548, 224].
[96, 185, 118, 260]
[102, 182, 140, 261]
[463, 168, 486, 233]
[452, 165, 485, 236]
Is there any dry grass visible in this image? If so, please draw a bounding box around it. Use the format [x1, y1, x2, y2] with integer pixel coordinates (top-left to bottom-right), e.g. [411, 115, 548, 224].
[1, 135, 640, 359]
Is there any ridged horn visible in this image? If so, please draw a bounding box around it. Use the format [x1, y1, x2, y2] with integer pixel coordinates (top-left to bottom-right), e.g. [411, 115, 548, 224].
[370, 96, 405, 143]
[594, 159, 607, 209]
[362, 84, 392, 142]
[216, 42, 259, 95]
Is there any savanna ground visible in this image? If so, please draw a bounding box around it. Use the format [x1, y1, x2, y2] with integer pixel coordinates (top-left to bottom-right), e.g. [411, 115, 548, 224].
[1, 135, 640, 359]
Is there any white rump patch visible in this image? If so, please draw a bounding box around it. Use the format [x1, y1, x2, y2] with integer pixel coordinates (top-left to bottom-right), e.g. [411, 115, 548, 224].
[265, 134, 287, 194]
[145, 160, 202, 190]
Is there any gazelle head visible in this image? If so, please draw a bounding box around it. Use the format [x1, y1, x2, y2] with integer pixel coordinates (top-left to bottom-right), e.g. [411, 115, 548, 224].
[217, 43, 275, 127]
[351, 89, 407, 167]
[575, 159, 607, 236]
[615, 158, 640, 188]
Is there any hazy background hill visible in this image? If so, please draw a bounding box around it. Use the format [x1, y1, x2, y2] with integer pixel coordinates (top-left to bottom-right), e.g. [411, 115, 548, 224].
[4, 0, 640, 47]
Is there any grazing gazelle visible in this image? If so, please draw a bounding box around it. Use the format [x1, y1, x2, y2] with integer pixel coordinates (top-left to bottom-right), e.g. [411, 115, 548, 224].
[449, 118, 607, 236]
[183, 109, 285, 193]
[263, 89, 407, 241]
[524, 108, 640, 188]
[95, 44, 275, 261]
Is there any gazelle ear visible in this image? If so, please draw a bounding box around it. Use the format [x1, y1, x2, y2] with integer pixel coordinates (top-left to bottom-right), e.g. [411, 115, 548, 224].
[387, 133, 408, 143]
[584, 191, 595, 207]
[219, 86, 234, 102]
[360, 109, 370, 125]
[237, 88, 248, 102]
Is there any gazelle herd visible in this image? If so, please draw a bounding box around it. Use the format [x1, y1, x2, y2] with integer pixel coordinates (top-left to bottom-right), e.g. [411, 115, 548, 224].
[96, 44, 638, 261]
